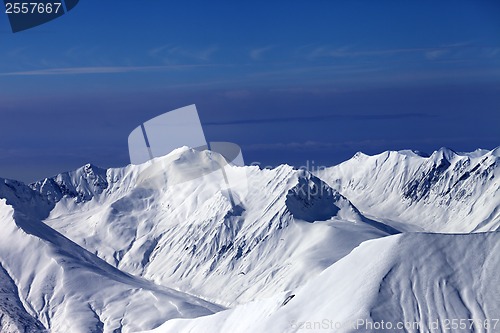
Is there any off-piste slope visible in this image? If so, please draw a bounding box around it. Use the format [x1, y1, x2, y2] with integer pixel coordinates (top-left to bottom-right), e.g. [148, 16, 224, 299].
[0, 197, 223, 333]
[142, 232, 500, 333]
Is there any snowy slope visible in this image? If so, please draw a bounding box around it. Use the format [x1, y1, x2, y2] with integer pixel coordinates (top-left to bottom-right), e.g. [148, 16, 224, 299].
[0, 178, 54, 220]
[316, 147, 500, 232]
[2, 146, 498, 332]
[142, 232, 500, 333]
[34, 148, 392, 306]
[0, 197, 223, 333]
[0, 263, 46, 333]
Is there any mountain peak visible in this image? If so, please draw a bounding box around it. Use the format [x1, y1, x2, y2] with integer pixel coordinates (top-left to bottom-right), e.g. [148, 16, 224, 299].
[30, 163, 109, 204]
[432, 147, 458, 160]
[286, 171, 361, 223]
[490, 146, 500, 157]
[396, 149, 429, 157]
[352, 151, 369, 159]
[82, 162, 102, 171]
[0, 177, 54, 219]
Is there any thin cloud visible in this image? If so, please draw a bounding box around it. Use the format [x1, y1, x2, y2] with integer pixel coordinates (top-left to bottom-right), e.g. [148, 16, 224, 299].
[244, 138, 499, 152]
[149, 45, 218, 62]
[247, 64, 383, 79]
[250, 46, 274, 60]
[0, 64, 214, 76]
[205, 113, 436, 126]
[244, 140, 394, 152]
[222, 89, 252, 99]
[269, 87, 346, 95]
[425, 49, 449, 60]
[306, 45, 437, 59]
[303, 43, 498, 60]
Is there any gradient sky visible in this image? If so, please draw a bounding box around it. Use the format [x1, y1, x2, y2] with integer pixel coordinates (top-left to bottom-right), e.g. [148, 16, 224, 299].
[1, 0, 499, 183]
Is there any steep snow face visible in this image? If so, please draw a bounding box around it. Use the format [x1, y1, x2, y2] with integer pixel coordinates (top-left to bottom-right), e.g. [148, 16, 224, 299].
[0, 178, 53, 220]
[316, 147, 500, 232]
[0, 200, 222, 333]
[0, 264, 45, 333]
[142, 232, 500, 333]
[285, 171, 362, 223]
[34, 148, 390, 306]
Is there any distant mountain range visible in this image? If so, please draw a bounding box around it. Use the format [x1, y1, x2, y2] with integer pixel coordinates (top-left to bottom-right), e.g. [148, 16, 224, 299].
[0, 146, 498, 332]
[317, 147, 499, 232]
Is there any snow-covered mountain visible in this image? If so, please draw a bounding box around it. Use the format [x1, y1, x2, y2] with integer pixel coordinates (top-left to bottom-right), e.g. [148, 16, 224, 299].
[0, 146, 498, 332]
[30, 148, 393, 307]
[316, 147, 499, 232]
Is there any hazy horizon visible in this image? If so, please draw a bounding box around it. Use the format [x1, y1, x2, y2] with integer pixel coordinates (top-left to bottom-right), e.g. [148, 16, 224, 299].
[1, 1, 499, 183]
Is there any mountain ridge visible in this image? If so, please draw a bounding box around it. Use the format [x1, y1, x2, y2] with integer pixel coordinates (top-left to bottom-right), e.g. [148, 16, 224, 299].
[33, 149, 390, 307]
[317, 146, 499, 232]
[0, 146, 498, 332]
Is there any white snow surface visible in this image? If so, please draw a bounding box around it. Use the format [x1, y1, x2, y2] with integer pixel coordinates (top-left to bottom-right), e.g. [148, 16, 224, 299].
[0, 146, 498, 332]
[0, 198, 222, 333]
[142, 232, 500, 333]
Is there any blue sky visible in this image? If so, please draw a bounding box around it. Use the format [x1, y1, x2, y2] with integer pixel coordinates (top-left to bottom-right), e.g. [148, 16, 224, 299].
[1, 0, 499, 182]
